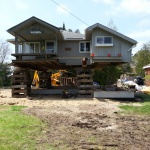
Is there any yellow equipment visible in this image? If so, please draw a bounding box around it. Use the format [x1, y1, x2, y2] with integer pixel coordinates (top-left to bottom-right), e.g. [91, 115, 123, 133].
[32, 70, 69, 87]
[32, 70, 39, 87]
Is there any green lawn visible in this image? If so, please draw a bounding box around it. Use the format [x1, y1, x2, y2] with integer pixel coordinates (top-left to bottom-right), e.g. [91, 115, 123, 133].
[119, 93, 150, 115]
[0, 105, 55, 150]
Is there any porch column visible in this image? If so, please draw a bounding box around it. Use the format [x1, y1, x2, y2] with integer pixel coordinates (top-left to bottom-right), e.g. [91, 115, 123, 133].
[55, 34, 57, 54]
[15, 35, 18, 54]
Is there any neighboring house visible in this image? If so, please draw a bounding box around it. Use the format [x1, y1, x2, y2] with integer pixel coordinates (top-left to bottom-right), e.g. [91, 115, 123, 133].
[143, 64, 150, 75]
[7, 16, 137, 71]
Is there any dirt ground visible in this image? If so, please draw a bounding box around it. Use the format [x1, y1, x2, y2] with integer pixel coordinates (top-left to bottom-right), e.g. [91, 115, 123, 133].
[0, 89, 150, 150]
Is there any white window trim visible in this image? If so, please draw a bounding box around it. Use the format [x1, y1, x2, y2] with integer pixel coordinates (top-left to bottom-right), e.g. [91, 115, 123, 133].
[45, 40, 55, 53]
[95, 36, 113, 46]
[79, 41, 91, 53]
[25, 42, 40, 53]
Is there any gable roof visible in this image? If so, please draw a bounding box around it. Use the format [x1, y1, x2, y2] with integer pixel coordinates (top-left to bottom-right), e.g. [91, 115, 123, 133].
[143, 64, 150, 69]
[85, 23, 137, 44]
[7, 16, 60, 36]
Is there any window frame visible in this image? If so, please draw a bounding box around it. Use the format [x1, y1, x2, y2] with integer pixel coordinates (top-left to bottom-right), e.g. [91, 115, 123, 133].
[25, 42, 40, 53]
[95, 36, 113, 46]
[79, 41, 91, 53]
[45, 40, 55, 53]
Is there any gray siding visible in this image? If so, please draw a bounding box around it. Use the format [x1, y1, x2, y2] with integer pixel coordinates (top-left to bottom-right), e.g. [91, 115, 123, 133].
[91, 28, 133, 62]
[57, 41, 91, 65]
[57, 41, 90, 57]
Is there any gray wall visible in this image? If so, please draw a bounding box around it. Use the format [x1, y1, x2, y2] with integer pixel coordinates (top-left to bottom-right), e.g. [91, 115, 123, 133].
[91, 28, 133, 62]
[57, 41, 91, 65]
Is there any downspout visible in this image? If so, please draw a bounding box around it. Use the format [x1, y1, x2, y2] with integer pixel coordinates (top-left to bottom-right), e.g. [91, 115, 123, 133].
[127, 44, 137, 62]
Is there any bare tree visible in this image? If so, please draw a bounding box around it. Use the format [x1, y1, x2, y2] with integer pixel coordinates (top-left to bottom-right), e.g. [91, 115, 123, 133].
[0, 40, 11, 66]
[108, 19, 118, 31]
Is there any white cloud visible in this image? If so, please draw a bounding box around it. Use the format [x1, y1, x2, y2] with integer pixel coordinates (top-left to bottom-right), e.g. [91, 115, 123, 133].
[118, 0, 150, 15]
[138, 19, 150, 27]
[93, 0, 150, 15]
[56, 4, 70, 15]
[128, 30, 150, 39]
[14, 0, 29, 10]
[93, 0, 115, 5]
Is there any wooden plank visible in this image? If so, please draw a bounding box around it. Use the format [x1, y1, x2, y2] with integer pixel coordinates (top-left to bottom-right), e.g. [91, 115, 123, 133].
[78, 85, 94, 88]
[11, 75, 28, 78]
[12, 94, 27, 98]
[12, 89, 28, 93]
[11, 85, 27, 88]
[77, 79, 93, 83]
[77, 74, 92, 78]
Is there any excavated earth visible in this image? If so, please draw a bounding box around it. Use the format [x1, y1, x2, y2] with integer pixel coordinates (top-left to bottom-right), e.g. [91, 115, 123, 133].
[0, 89, 150, 150]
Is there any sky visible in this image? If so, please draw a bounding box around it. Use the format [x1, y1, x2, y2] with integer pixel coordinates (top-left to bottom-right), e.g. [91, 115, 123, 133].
[1, 0, 150, 55]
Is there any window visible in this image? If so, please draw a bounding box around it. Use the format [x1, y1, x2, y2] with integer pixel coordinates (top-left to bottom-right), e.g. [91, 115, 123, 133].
[24, 42, 40, 53]
[79, 41, 90, 53]
[95, 36, 113, 46]
[46, 41, 55, 53]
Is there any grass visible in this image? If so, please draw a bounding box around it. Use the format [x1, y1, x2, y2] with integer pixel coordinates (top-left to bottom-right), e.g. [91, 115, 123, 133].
[119, 93, 150, 115]
[0, 105, 56, 150]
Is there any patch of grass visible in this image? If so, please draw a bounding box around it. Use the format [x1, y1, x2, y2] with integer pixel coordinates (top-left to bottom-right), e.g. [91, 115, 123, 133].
[119, 93, 150, 115]
[11, 105, 27, 111]
[119, 105, 150, 115]
[0, 106, 56, 150]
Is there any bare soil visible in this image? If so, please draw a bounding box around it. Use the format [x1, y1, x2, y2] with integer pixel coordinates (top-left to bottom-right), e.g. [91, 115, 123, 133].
[0, 89, 150, 150]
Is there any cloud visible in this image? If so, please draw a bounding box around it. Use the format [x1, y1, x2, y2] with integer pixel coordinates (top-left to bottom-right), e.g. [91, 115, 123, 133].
[93, 0, 115, 5]
[56, 4, 70, 15]
[138, 19, 150, 27]
[93, 0, 150, 15]
[14, 0, 29, 10]
[118, 0, 150, 15]
[128, 30, 150, 39]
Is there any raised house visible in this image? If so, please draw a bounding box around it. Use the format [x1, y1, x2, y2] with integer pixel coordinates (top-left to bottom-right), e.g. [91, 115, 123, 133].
[7, 16, 137, 97]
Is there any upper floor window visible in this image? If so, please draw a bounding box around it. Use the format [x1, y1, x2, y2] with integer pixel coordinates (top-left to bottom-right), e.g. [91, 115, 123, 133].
[95, 36, 113, 46]
[79, 41, 90, 53]
[24, 42, 40, 53]
[45, 41, 55, 53]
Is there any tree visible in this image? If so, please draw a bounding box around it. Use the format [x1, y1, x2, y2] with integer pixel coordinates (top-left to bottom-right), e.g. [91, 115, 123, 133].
[74, 29, 80, 33]
[108, 19, 118, 31]
[93, 66, 121, 86]
[0, 63, 12, 87]
[68, 29, 73, 32]
[133, 42, 150, 76]
[0, 40, 11, 66]
[62, 22, 66, 30]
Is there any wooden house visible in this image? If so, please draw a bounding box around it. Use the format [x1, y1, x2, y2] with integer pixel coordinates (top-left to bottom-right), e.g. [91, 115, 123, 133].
[7, 16, 137, 97]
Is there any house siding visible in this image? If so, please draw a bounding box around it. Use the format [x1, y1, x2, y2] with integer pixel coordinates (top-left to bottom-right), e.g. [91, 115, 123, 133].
[57, 41, 91, 65]
[91, 28, 132, 62]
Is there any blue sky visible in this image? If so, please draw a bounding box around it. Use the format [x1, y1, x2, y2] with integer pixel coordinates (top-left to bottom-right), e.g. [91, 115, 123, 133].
[1, 0, 150, 55]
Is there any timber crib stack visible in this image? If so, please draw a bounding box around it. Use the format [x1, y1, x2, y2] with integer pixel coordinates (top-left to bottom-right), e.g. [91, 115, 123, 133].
[11, 68, 31, 98]
[77, 69, 93, 95]
[38, 71, 49, 88]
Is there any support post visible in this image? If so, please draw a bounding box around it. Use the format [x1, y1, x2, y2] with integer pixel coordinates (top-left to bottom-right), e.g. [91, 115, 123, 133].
[15, 35, 18, 54]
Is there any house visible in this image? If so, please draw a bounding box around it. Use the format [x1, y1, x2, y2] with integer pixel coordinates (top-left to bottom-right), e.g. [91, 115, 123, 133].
[7, 16, 137, 97]
[143, 64, 150, 86]
[143, 64, 150, 75]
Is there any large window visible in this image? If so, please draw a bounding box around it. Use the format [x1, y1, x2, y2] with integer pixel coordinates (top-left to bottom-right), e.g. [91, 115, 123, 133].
[79, 41, 90, 53]
[95, 36, 113, 46]
[45, 41, 55, 53]
[24, 42, 40, 53]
